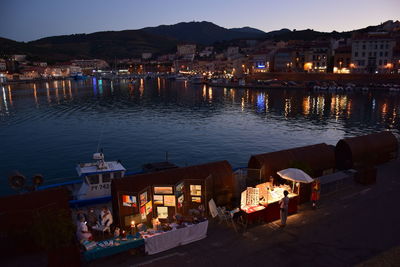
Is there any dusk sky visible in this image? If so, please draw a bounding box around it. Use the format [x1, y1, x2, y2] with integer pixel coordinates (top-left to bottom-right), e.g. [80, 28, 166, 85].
[1, 0, 399, 42]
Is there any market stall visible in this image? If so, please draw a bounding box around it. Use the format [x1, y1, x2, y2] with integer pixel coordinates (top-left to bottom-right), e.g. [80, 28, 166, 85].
[240, 183, 299, 224]
[247, 143, 335, 204]
[111, 161, 234, 227]
[240, 168, 314, 224]
[106, 161, 233, 256]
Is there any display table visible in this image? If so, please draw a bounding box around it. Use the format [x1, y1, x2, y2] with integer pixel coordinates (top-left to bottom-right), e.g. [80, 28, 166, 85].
[143, 220, 208, 255]
[242, 195, 299, 225]
[83, 235, 144, 261]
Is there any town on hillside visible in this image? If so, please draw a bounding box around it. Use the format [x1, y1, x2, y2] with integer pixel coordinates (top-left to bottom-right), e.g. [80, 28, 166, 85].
[1, 20, 400, 84]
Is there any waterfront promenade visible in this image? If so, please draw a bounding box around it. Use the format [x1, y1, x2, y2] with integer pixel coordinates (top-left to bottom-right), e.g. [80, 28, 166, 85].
[90, 158, 400, 267]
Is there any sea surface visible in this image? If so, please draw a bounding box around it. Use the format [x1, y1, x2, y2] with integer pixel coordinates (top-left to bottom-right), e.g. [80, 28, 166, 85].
[1, 78, 399, 195]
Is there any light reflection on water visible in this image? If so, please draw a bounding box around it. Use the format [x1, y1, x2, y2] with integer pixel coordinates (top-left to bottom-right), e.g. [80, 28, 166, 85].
[0, 79, 399, 195]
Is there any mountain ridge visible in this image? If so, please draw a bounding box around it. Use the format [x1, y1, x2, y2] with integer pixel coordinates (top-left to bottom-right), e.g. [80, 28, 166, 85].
[0, 20, 397, 62]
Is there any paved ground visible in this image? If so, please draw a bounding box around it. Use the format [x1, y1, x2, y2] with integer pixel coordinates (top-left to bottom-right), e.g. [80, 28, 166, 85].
[89, 159, 400, 267]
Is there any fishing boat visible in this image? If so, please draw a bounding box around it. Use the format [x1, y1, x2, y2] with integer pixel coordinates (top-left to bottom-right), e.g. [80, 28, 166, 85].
[37, 151, 179, 208]
[38, 152, 128, 207]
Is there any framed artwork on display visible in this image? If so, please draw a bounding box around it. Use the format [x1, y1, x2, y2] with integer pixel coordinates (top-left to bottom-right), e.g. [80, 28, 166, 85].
[122, 195, 137, 208]
[140, 191, 148, 206]
[145, 200, 153, 215]
[153, 195, 163, 205]
[163, 195, 176, 207]
[190, 185, 202, 196]
[140, 205, 146, 217]
[191, 196, 201, 203]
[175, 182, 184, 194]
[157, 206, 168, 219]
[177, 194, 184, 208]
[154, 186, 173, 194]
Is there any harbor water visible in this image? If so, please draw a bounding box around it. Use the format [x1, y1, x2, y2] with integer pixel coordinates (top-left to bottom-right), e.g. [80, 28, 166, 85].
[1, 78, 399, 196]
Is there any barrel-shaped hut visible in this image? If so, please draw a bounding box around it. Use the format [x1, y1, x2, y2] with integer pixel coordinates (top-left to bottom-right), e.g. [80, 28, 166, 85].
[248, 143, 335, 180]
[248, 143, 335, 203]
[335, 131, 398, 170]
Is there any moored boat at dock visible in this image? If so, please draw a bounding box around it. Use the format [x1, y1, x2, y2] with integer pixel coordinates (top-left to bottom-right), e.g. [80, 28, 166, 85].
[38, 152, 127, 207]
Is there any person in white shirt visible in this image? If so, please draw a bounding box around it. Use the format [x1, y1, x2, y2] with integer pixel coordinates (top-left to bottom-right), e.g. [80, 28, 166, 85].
[100, 207, 113, 227]
[76, 217, 92, 242]
[279, 190, 289, 227]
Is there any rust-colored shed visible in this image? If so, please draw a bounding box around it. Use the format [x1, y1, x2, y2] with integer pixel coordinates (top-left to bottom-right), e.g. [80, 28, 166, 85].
[111, 160, 234, 227]
[248, 143, 336, 180]
[335, 131, 398, 170]
[248, 144, 335, 204]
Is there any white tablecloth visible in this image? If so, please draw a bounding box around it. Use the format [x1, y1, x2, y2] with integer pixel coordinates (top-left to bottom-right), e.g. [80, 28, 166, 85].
[144, 220, 208, 255]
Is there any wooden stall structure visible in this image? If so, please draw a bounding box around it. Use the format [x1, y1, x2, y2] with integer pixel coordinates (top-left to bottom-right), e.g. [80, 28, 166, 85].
[111, 161, 235, 229]
[248, 143, 335, 203]
[335, 131, 398, 170]
[0, 188, 80, 266]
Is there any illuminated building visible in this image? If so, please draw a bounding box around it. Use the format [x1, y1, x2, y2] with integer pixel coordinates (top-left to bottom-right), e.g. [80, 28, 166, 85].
[305, 43, 330, 73]
[333, 46, 352, 74]
[351, 32, 396, 73]
[71, 59, 109, 70]
[251, 51, 273, 73]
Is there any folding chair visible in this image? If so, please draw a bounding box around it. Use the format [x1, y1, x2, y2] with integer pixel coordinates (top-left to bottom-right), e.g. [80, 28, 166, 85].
[217, 207, 237, 232]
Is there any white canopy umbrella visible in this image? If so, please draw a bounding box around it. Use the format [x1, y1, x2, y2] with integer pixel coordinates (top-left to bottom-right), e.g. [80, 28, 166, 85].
[277, 168, 314, 184]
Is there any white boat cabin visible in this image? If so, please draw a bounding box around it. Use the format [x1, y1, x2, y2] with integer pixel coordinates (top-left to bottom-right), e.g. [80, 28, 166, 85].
[75, 153, 126, 200]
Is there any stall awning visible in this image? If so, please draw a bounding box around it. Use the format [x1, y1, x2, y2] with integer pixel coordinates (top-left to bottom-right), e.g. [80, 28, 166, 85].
[277, 168, 314, 183]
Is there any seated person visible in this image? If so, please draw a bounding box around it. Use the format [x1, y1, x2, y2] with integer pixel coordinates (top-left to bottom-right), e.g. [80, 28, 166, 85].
[100, 207, 113, 227]
[76, 217, 92, 242]
[86, 207, 98, 229]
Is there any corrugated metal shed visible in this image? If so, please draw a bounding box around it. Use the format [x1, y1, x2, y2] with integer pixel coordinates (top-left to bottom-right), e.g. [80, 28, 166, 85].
[248, 143, 336, 179]
[335, 131, 398, 170]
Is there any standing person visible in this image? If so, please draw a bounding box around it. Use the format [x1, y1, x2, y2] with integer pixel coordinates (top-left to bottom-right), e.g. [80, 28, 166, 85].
[279, 190, 289, 227]
[311, 179, 321, 209]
